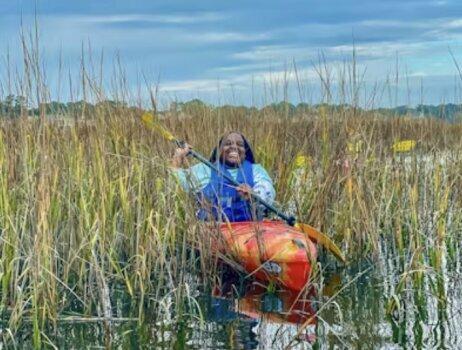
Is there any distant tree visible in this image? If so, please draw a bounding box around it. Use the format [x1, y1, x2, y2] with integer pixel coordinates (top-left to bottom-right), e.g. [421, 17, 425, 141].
[65, 100, 96, 118]
[3, 95, 14, 117]
[178, 99, 208, 116]
[95, 100, 127, 109]
[50, 101, 68, 115]
[13, 95, 27, 117]
[296, 103, 312, 115]
[271, 101, 296, 116]
[0, 95, 26, 118]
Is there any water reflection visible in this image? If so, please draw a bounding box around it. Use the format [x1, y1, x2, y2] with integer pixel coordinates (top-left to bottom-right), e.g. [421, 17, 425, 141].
[4, 254, 462, 349]
[207, 281, 317, 349]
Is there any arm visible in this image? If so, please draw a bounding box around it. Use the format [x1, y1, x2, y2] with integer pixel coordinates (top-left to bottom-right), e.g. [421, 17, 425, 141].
[252, 164, 276, 204]
[171, 144, 192, 168]
[171, 144, 197, 191]
[171, 162, 211, 192]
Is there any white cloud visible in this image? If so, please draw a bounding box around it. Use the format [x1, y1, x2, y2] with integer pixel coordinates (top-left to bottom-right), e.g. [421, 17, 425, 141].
[67, 12, 227, 25]
[328, 41, 428, 58]
[161, 78, 222, 92]
[358, 19, 430, 29]
[233, 45, 313, 62]
[211, 62, 281, 73]
[442, 19, 462, 29]
[253, 66, 318, 83]
[408, 71, 428, 77]
[4, 5, 462, 106]
[34, 13, 270, 52]
[160, 65, 319, 94]
[189, 31, 271, 43]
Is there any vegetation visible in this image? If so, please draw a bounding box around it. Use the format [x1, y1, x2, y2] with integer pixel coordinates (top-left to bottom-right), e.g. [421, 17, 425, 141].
[2, 93, 462, 121]
[0, 31, 461, 348]
[0, 102, 460, 346]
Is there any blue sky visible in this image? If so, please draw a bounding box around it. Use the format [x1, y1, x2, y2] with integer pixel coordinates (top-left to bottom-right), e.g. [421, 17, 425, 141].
[1, 0, 462, 107]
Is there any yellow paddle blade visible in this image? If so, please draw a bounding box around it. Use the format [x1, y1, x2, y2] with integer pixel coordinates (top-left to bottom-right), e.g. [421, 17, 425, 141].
[295, 223, 346, 263]
[141, 112, 176, 142]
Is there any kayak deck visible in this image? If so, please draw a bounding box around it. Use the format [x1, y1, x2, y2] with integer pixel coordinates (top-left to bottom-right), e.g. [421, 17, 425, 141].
[218, 220, 318, 291]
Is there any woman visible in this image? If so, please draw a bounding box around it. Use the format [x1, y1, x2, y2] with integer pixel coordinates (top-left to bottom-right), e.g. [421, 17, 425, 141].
[171, 132, 275, 222]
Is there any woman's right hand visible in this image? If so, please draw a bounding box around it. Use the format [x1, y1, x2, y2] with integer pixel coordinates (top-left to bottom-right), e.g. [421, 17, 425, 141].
[171, 144, 192, 168]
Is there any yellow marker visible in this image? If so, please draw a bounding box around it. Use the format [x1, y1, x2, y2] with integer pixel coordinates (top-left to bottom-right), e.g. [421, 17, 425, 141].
[346, 140, 363, 154]
[392, 140, 416, 153]
[155, 177, 164, 192]
[294, 154, 311, 168]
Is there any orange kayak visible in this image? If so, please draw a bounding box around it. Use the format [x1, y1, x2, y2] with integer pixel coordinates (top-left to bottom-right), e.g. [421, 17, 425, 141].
[217, 220, 318, 291]
[237, 284, 317, 326]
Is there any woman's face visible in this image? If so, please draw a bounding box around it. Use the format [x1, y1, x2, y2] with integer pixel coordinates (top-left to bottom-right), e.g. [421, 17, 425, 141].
[220, 133, 246, 165]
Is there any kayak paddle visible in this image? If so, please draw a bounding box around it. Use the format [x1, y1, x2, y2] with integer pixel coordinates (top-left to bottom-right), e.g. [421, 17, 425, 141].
[141, 112, 346, 263]
[295, 223, 345, 263]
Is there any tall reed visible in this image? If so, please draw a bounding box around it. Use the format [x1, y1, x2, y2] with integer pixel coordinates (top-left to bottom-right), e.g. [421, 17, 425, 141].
[0, 28, 461, 347]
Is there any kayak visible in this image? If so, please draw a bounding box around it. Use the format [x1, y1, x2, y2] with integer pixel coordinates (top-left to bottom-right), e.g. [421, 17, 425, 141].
[211, 282, 316, 325]
[217, 220, 318, 291]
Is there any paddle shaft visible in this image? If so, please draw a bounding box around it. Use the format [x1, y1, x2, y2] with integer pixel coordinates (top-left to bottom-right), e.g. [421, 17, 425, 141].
[185, 147, 346, 263]
[180, 144, 296, 226]
[142, 113, 345, 263]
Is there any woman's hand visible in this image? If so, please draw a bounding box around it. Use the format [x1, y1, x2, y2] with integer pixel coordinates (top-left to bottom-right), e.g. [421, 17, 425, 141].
[171, 144, 192, 168]
[237, 184, 252, 200]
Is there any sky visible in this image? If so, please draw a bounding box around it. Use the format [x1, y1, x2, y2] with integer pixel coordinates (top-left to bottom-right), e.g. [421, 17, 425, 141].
[1, 0, 462, 107]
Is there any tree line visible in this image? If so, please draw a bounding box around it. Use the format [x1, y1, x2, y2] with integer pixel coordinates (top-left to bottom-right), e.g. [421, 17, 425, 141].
[1, 95, 461, 121]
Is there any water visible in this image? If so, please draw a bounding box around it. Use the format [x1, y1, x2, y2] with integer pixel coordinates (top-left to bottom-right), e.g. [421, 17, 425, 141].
[6, 250, 462, 349]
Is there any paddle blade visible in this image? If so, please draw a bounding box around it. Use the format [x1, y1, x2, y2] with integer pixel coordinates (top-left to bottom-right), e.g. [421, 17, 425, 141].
[141, 112, 176, 142]
[295, 223, 346, 263]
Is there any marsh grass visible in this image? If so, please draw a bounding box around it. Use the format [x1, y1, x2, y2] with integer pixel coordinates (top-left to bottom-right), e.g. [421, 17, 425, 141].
[0, 29, 462, 347]
[0, 104, 461, 346]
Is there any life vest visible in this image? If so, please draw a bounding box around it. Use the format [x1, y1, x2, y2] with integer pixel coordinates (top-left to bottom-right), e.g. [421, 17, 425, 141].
[197, 160, 255, 222]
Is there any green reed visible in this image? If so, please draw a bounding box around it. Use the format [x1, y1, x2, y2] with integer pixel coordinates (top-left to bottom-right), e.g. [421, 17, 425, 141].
[0, 100, 460, 347]
[1, 31, 461, 347]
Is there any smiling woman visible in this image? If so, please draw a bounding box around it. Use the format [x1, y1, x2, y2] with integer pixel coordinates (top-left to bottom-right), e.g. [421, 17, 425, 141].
[171, 132, 275, 222]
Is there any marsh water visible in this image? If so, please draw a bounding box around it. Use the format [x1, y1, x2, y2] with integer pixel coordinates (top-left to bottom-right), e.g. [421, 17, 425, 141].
[9, 246, 461, 349]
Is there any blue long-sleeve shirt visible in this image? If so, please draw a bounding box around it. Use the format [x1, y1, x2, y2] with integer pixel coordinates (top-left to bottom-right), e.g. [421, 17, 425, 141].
[172, 163, 276, 204]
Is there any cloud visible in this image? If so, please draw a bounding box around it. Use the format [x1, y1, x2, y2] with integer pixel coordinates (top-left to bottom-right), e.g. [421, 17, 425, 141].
[161, 78, 222, 92]
[3, 0, 462, 106]
[211, 62, 283, 74]
[443, 19, 462, 29]
[161, 65, 319, 93]
[33, 13, 270, 51]
[226, 15, 462, 71]
[233, 45, 312, 62]
[73, 12, 227, 25]
[186, 31, 270, 44]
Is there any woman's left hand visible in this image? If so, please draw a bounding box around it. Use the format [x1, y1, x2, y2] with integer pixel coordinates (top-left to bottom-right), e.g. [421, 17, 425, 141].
[237, 184, 252, 200]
